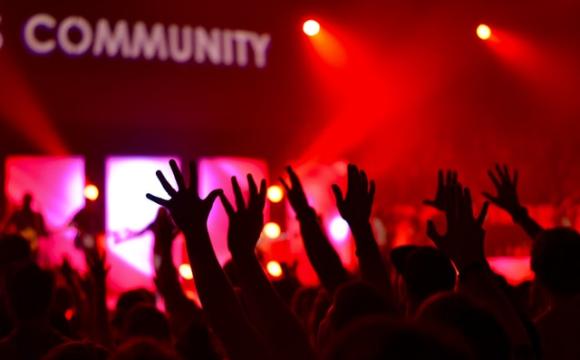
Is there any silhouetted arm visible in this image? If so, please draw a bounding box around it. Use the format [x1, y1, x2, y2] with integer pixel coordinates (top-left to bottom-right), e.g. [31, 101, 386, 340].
[153, 227, 202, 337]
[428, 182, 532, 354]
[281, 167, 349, 293]
[85, 247, 111, 347]
[147, 160, 268, 360]
[332, 164, 392, 305]
[483, 164, 543, 239]
[221, 175, 315, 360]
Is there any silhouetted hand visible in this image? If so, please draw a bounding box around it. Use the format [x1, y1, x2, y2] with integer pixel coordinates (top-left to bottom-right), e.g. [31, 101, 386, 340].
[482, 164, 521, 214]
[427, 182, 489, 271]
[332, 164, 375, 227]
[423, 170, 458, 211]
[220, 174, 267, 257]
[146, 159, 221, 232]
[280, 167, 311, 215]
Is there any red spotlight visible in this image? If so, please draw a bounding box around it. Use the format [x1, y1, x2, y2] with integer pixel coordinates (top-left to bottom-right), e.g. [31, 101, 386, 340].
[303, 20, 320, 37]
[476, 24, 492, 41]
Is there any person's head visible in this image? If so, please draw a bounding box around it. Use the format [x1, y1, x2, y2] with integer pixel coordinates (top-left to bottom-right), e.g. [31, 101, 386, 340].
[113, 288, 156, 329]
[323, 316, 471, 360]
[6, 263, 54, 323]
[110, 338, 180, 360]
[318, 281, 389, 346]
[291, 286, 319, 326]
[416, 292, 510, 360]
[391, 245, 456, 314]
[22, 193, 33, 209]
[122, 304, 171, 343]
[43, 341, 108, 360]
[531, 227, 580, 300]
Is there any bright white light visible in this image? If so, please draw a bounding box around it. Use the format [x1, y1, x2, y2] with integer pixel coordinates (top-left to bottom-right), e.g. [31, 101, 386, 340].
[267, 185, 284, 203]
[179, 263, 193, 280]
[266, 260, 283, 278]
[106, 157, 178, 287]
[84, 184, 99, 201]
[303, 20, 321, 37]
[476, 24, 492, 41]
[329, 216, 349, 242]
[263, 222, 281, 239]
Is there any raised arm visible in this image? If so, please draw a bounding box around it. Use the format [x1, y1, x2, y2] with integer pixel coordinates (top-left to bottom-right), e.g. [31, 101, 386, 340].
[146, 160, 268, 360]
[220, 175, 315, 360]
[427, 181, 532, 355]
[483, 164, 543, 239]
[332, 164, 393, 306]
[280, 167, 349, 293]
[152, 210, 202, 336]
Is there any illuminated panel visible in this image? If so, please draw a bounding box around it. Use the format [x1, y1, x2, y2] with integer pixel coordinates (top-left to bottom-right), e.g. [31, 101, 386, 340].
[5, 156, 85, 267]
[105, 156, 180, 292]
[198, 157, 269, 264]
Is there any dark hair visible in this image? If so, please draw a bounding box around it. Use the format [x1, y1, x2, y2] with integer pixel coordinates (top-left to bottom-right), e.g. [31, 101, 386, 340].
[113, 288, 156, 329]
[110, 338, 180, 360]
[391, 245, 456, 301]
[123, 304, 171, 342]
[326, 281, 389, 335]
[531, 227, 580, 296]
[6, 263, 54, 321]
[417, 292, 510, 360]
[323, 316, 471, 360]
[43, 341, 108, 360]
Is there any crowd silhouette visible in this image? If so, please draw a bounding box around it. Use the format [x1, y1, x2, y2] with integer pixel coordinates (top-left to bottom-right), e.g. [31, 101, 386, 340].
[0, 160, 579, 359]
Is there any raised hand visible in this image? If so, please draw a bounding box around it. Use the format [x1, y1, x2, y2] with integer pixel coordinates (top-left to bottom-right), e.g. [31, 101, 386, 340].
[280, 166, 311, 215]
[427, 182, 489, 271]
[482, 164, 521, 214]
[423, 169, 459, 211]
[331, 164, 375, 227]
[146, 159, 221, 232]
[220, 174, 267, 257]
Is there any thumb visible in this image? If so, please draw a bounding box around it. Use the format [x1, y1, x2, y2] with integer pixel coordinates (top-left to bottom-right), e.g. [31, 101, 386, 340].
[204, 189, 223, 207]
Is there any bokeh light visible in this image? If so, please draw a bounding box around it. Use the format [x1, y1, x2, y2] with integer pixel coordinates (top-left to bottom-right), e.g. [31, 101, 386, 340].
[303, 20, 321, 37]
[476, 24, 492, 41]
[263, 222, 282, 239]
[178, 263, 193, 280]
[266, 260, 283, 278]
[267, 185, 284, 203]
[84, 184, 99, 201]
[329, 216, 349, 242]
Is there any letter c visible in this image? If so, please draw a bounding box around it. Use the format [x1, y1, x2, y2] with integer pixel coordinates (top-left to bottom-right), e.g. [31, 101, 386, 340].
[23, 13, 56, 54]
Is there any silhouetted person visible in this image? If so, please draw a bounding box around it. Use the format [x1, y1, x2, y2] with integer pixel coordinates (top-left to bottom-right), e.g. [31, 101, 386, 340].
[0, 263, 66, 359]
[69, 200, 101, 252]
[417, 292, 511, 360]
[4, 193, 48, 257]
[532, 227, 580, 360]
[391, 245, 456, 315]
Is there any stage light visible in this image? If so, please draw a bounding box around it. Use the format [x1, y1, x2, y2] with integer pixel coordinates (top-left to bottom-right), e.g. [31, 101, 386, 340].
[266, 260, 283, 278]
[303, 20, 320, 37]
[263, 222, 281, 239]
[329, 216, 349, 242]
[178, 263, 193, 280]
[84, 184, 99, 201]
[476, 24, 492, 41]
[267, 185, 284, 203]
